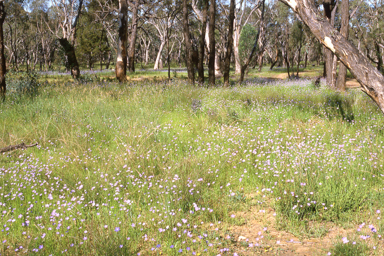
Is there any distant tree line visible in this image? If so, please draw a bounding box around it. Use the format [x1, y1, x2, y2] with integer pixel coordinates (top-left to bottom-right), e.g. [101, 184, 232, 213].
[2, 0, 384, 113]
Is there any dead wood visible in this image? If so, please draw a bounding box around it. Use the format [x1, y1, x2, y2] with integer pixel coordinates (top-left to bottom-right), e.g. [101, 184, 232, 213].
[0, 143, 38, 154]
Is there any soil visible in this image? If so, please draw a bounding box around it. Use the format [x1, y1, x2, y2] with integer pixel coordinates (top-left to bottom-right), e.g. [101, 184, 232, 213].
[221, 193, 368, 256]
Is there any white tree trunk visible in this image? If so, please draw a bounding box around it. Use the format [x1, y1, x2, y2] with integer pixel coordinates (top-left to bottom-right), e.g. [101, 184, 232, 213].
[154, 40, 165, 70]
[233, 27, 241, 74]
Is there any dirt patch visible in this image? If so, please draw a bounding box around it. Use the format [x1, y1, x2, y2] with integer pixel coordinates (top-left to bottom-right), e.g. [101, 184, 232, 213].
[224, 197, 359, 255]
[346, 79, 361, 88]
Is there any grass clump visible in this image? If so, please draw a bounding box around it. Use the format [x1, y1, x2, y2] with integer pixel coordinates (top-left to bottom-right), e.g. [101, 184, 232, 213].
[331, 238, 369, 256]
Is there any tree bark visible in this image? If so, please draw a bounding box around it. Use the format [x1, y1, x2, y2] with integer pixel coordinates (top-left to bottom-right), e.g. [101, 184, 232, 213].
[323, 1, 335, 87]
[223, 0, 235, 86]
[182, 0, 195, 84]
[116, 0, 128, 82]
[58, 38, 80, 79]
[375, 41, 382, 73]
[0, 1, 5, 100]
[198, 0, 208, 85]
[335, 0, 349, 91]
[208, 0, 216, 86]
[279, 0, 384, 114]
[128, 0, 139, 72]
[296, 43, 302, 77]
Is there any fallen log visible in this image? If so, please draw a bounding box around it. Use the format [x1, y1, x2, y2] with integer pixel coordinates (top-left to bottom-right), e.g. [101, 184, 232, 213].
[0, 143, 38, 154]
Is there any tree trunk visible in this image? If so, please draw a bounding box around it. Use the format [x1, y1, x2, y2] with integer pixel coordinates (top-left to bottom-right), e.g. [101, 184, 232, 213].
[234, 28, 241, 74]
[198, 0, 208, 85]
[0, 1, 5, 100]
[223, 0, 235, 86]
[106, 51, 111, 69]
[239, 0, 265, 83]
[128, 0, 139, 72]
[270, 49, 279, 70]
[304, 51, 308, 68]
[284, 47, 291, 78]
[375, 42, 382, 73]
[279, 0, 384, 114]
[182, 0, 195, 84]
[116, 0, 128, 82]
[58, 38, 80, 79]
[296, 43, 302, 77]
[154, 40, 165, 70]
[258, 53, 263, 71]
[335, 0, 349, 91]
[208, 0, 216, 86]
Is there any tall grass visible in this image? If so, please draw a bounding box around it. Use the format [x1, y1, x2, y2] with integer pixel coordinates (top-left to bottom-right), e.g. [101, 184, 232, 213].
[1, 77, 383, 255]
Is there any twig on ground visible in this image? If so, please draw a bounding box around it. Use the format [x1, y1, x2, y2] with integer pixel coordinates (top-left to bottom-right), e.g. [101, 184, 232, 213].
[0, 143, 38, 154]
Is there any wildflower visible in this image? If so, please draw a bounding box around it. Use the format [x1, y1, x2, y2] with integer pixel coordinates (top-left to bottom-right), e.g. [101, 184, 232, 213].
[115, 227, 120, 232]
[342, 237, 349, 244]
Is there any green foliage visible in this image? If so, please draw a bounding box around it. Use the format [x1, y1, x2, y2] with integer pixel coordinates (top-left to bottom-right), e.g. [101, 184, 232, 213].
[290, 20, 305, 47]
[239, 24, 258, 66]
[77, 8, 110, 69]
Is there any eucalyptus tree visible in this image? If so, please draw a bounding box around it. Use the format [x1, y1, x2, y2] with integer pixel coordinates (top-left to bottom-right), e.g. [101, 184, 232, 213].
[239, 0, 264, 83]
[150, 0, 180, 73]
[116, 0, 127, 82]
[335, 0, 349, 91]
[182, 0, 195, 84]
[4, 1, 28, 71]
[45, 0, 84, 78]
[127, 0, 159, 72]
[223, 0, 235, 86]
[279, 0, 384, 114]
[230, 0, 262, 74]
[208, 0, 215, 85]
[290, 19, 305, 77]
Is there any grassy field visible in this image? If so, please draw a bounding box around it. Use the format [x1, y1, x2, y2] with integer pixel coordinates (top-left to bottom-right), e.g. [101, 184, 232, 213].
[1, 71, 384, 255]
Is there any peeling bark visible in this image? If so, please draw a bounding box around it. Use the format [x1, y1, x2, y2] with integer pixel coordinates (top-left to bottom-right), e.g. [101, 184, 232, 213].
[279, 0, 384, 113]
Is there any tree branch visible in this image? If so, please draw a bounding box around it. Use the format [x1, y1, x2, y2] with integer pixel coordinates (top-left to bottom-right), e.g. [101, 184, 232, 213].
[0, 143, 38, 154]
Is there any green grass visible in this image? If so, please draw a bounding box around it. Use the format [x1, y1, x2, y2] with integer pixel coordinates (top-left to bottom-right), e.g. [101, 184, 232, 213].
[1, 75, 384, 255]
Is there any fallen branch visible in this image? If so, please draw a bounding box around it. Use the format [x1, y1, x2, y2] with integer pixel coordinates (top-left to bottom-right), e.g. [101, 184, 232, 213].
[0, 143, 38, 154]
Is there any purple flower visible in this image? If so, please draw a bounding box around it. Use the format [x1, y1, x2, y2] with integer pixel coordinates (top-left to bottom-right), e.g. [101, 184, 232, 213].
[115, 227, 120, 232]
